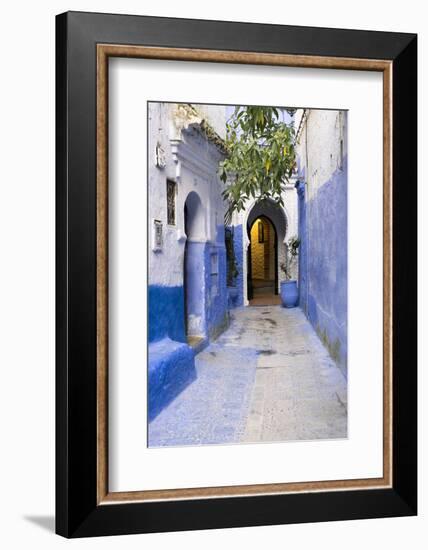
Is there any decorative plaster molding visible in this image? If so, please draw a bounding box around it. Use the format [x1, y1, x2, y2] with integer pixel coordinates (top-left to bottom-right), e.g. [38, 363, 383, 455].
[169, 104, 225, 184]
[176, 229, 187, 244]
[155, 141, 166, 169]
[295, 108, 308, 145]
[169, 103, 202, 141]
[169, 139, 183, 183]
[170, 132, 224, 183]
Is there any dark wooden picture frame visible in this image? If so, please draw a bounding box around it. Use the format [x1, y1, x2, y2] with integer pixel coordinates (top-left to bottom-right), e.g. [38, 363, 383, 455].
[56, 11, 417, 538]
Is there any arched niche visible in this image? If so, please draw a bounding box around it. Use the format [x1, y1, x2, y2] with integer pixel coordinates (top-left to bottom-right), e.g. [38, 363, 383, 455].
[183, 191, 207, 340]
[246, 198, 288, 244]
[245, 199, 288, 301]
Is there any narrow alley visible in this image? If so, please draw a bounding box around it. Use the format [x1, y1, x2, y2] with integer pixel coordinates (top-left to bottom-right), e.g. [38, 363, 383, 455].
[148, 306, 347, 447]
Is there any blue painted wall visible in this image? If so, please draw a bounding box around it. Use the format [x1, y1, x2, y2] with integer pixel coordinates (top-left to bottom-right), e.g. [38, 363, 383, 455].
[227, 224, 244, 308]
[148, 285, 186, 343]
[149, 231, 229, 346]
[185, 241, 208, 335]
[184, 227, 229, 339]
[148, 226, 230, 420]
[148, 337, 196, 421]
[148, 284, 195, 420]
[205, 225, 230, 338]
[296, 181, 308, 315]
[298, 159, 348, 373]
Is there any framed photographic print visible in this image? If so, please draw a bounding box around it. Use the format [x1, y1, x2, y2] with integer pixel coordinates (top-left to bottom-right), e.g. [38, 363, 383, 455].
[56, 11, 417, 538]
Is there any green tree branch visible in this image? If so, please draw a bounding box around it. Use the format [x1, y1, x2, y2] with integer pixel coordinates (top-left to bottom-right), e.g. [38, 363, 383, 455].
[219, 106, 296, 223]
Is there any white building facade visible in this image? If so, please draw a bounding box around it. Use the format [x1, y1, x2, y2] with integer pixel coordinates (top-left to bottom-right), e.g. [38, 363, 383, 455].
[294, 108, 348, 374]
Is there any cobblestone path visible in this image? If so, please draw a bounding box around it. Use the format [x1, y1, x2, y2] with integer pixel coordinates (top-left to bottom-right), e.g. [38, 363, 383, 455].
[148, 306, 347, 447]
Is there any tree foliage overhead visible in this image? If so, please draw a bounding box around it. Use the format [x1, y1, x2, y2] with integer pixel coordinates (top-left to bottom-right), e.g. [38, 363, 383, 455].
[219, 106, 296, 223]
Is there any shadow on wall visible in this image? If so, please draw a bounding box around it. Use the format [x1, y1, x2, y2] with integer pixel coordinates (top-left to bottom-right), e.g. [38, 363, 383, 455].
[308, 295, 342, 368]
[148, 338, 197, 421]
[299, 160, 348, 375]
[227, 224, 244, 308]
[148, 285, 186, 344]
[148, 197, 230, 422]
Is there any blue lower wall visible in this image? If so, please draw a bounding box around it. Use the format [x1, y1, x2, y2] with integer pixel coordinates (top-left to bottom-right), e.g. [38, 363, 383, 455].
[186, 241, 208, 335]
[149, 233, 230, 346]
[227, 224, 244, 308]
[298, 159, 348, 373]
[148, 227, 230, 419]
[297, 181, 308, 314]
[185, 231, 229, 339]
[206, 226, 230, 337]
[148, 285, 190, 420]
[148, 285, 186, 343]
[148, 338, 196, 421]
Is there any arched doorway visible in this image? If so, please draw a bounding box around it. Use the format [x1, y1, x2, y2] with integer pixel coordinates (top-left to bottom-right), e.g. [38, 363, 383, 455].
[183, 191, 206, 344]
[245, 199, 288, 306]
[247, 216, 279, 304]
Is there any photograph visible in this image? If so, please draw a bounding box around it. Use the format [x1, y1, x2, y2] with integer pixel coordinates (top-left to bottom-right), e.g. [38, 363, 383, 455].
[147, 102, 348, 447]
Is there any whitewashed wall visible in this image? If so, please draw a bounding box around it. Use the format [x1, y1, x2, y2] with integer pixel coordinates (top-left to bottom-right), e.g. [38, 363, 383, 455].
[295, 109, 347, 197]
[148, 103, 227, 288]
[148, 102, 300, 304]
[231, 182, 299, 303]
[295, 108, 348, 371]
[194, 104, 228, 139]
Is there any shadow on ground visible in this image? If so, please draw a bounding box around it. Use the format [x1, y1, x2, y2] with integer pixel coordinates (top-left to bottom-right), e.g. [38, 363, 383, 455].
[23, 515, 55, 533]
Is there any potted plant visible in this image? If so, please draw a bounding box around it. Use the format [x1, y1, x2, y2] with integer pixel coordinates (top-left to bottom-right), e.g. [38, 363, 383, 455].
[280, 236, 300, 308]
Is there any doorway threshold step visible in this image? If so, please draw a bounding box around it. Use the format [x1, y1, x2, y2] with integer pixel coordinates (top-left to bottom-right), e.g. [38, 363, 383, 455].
[187, 335, 209, 355]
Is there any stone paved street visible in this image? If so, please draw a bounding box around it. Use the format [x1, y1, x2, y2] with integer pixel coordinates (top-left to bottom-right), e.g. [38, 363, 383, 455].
[148, 306, 347, 447]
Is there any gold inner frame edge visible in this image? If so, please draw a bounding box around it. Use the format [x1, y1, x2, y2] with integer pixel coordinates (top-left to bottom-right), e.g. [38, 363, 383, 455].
[96, 44, 393, 505]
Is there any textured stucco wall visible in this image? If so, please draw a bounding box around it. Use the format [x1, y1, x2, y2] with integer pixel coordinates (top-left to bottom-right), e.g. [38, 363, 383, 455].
[148, 285, 186, 344]
[148, 102, 228, 343]
[267, 221, 275, 280]
[148, 338, 196, 420]
[194, 104, 228, 140]
[148, 103, 229, 418]
[295, 109, 348, 374]
[230, 190, 298, 304]
[297, 181, 308, 314]
[185, 241, 208, 337]
[249, 218, 276, 281]
[205, 226, 229, 339]
[227, 224, 244, 308]
[250, 221, 265, 279]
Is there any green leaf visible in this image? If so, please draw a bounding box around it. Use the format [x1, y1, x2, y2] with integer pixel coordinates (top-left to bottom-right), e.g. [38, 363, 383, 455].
[220, 106, 296, 222]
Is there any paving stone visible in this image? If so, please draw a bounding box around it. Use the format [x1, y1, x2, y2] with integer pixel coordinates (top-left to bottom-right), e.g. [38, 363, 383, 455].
[149, 306, 348, 447]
